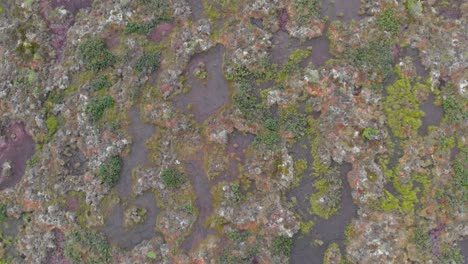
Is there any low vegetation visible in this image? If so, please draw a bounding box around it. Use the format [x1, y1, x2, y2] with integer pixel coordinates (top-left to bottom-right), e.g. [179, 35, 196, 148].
[85, 96, 115, 122]
[161, 168, 186, 189]
[78, 38, 116, 72]
[97, 156, 123, 186]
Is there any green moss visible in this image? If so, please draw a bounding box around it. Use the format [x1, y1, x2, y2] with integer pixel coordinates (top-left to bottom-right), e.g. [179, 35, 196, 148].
[46, 115, 58, 136]
[323, 243, 341, 264]
[439, 136, 455, 150]
[384, 70, 425, 138]
[277, 49, 311, 81]
[379, 190, 400, 212]
[294, 159, 308, 177]
[442, 95, 464, 123]
[147, 251, 157, 259]
[362, 127, 379, 141]
[310, 177, 342, 219]
[97, 156, 122, 186]
[300, 220, 314, 234]
[161, 168, 186, 189]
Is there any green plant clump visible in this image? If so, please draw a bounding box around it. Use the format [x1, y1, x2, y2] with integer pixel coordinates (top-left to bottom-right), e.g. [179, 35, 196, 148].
[0, 204, 7, 224]
[294, 0, 321, 24]
[351, 39, 394, 81]
[272, 235, 293, 256]
[310, 178, 342, 219]
[384, 71, 425, 138]
[134, 51, 161, 74]
[97, 156, 122, 186]
[90, 75, 112, 91]
[78, 38, 116, 72]
[85, 96, 115, 122]
[161, 168, 186, 189]
[64, 230, 112, 263]
[46, 115, 58, 136]
[377, 8, 400, 35]
[362, 127, 379, 140]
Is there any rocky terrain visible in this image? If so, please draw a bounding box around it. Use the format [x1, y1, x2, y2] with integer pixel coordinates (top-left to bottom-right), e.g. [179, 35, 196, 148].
[0, 0, 466, 263]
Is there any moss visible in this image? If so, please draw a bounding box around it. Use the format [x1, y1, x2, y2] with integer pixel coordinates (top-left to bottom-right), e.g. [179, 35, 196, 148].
[310, 177, 342, 219]
[46, 115, 58, 137]
[294, 0, 321, 24]
[384, 69, 425, 138]
[294, 159, 308, 177]
[323, 242, 341, 264]
[379, 190, 400, 212]
[300, 220, 314, 234]
[362, 127, 379, 141]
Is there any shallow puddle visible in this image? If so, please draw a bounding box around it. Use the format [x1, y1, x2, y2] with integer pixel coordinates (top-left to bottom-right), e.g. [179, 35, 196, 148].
[174, 45, 230, 123]
[418, 94, 444, 135]
[116, 108, 155, 198]
[321, 0, 362, 22]
[289, 162, 356, 264]
[270, 31, 333, 68]
[180, 158, 215, 252]
[0, 122, 35, 190]
[187, 0, 204, 21]
[102, 108, 160, 248]
[459, 239, 468, 263]
[101, 192, 159, 249]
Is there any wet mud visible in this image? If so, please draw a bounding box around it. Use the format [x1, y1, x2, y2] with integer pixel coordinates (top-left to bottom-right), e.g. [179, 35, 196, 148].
[174, 45, 230, 123]
[418, 94, 444, 135]
[321, 0, 362, 22]
[0, 122, 35, 190]
[271, 31, 333, 68]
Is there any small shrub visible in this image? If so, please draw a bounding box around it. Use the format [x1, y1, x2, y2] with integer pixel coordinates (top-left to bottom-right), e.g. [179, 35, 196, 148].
[272, 235, 293, 256]
[134, 52, 161, 74]
[98, 156, 122, 186]
[161, 168, 186, 189]
[350, 39, 394, 80]
[90, 75, 112, 91]
[0, 204, 7, 224]
[86, 96, 115, 122]
[78, 38, 116, 72]
[442, 95, 463, 122]
[294, 0, 321, 24]
[377, 8, 400, 35]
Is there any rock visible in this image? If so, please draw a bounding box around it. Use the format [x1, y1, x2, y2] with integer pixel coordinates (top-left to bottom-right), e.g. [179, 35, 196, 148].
[1, 161, 12, 177]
